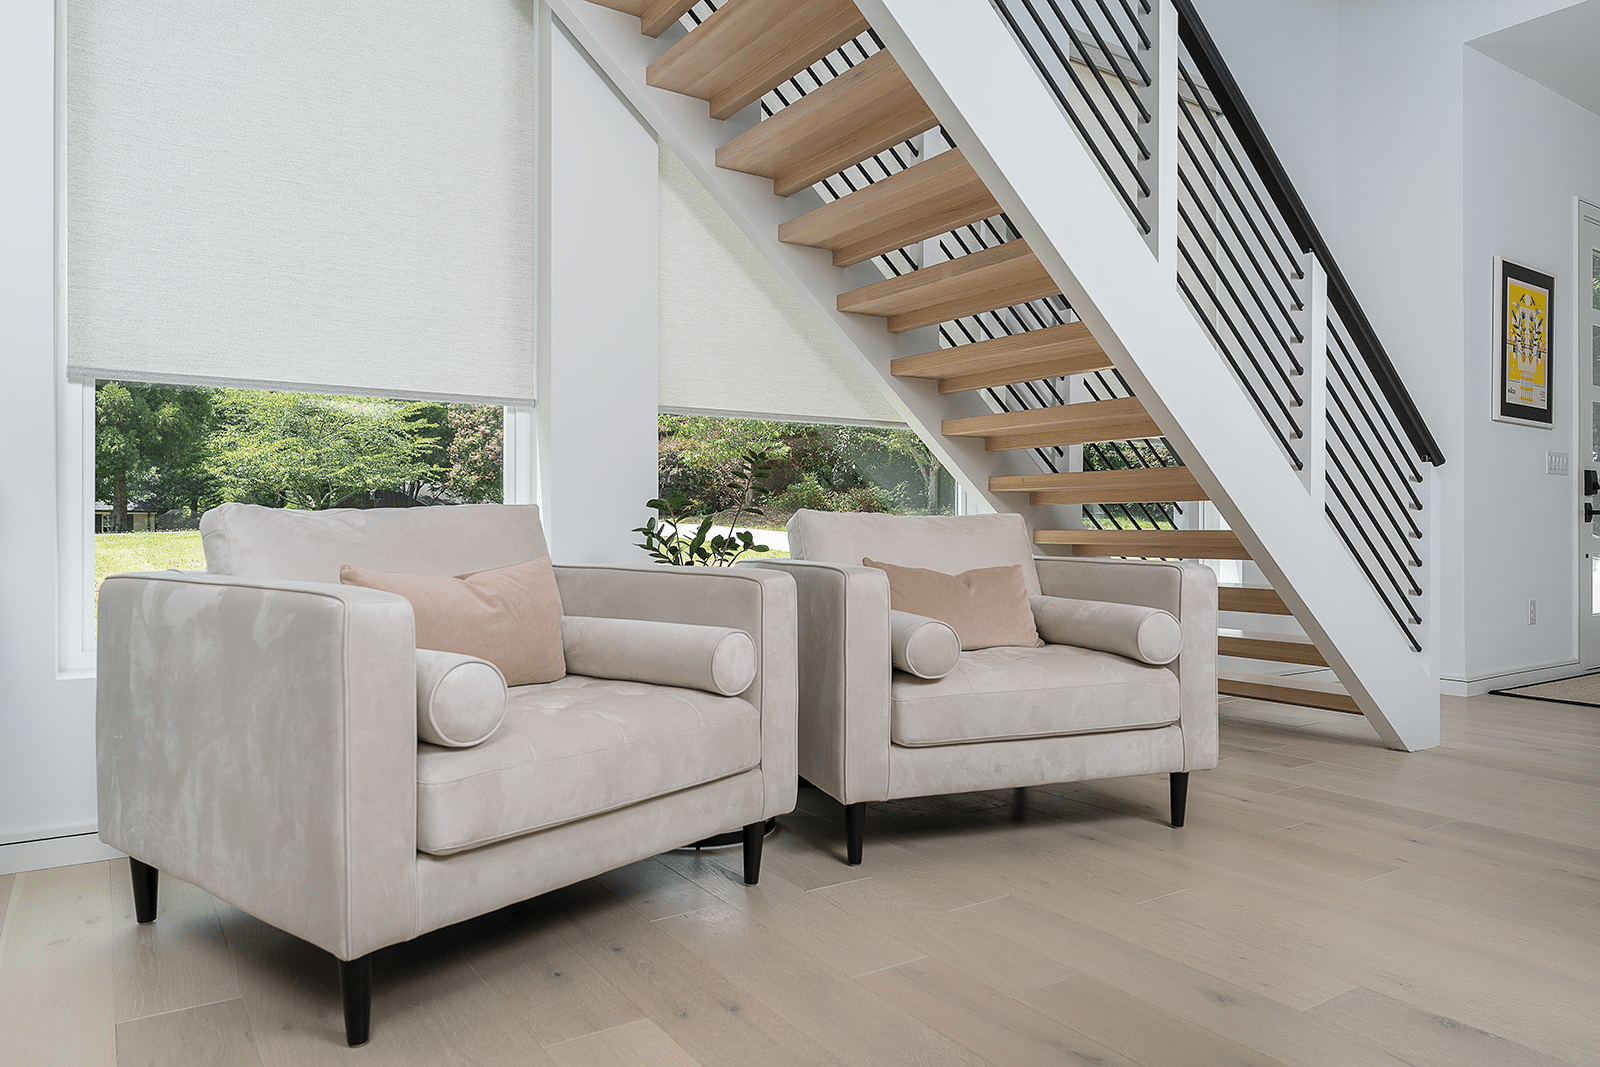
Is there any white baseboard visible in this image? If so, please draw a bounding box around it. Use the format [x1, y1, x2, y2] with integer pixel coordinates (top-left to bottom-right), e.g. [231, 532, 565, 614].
[0, 832, 125, 876]
[1439, 659, 1587, 697]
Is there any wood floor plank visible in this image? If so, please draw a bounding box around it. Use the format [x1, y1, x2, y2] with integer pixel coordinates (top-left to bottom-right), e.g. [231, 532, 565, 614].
[0, 863, 118, 1067]
[1022, 974, 1293, 1067]
[653, 901, 996, 1067]
[110, 867, 241, 1025]
[1142, 870, 1600, 1063]
[809, 876, 1081, 997]
[217, 903, 556, 1066]
[116, 998, 263, 1067]
[591, 858, 728, 922]
[464, 884, 649, 1047]
[856, 956, 1145, 1067]
[1304, 986, 1581, 1067]
[958, 899, 1410, 1067]
[544, 1018, 704, 1067]
[552, 886, 849, 1067]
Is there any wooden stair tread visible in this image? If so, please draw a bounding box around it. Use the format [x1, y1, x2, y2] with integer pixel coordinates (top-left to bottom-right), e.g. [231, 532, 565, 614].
[1218, 670, 1360, 714]
[647, 0, 871, 121]
[892, 322, 1110, 393]
[779, 149, 1001, 267]
[715, 50, 937, 198]
[942, 395, 1157, 451]
[585, 0, 698, 37]
[1033, 529, 1249, 560]
[1218, 629, 1327, 667]
[990, 466, 1204, 505]
[1218, 585, 1290, 615]
[837, 239, 1060, 333]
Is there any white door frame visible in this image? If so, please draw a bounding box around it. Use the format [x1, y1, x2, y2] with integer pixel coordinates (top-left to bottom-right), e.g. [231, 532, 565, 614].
[1575, 199, 1600, 669]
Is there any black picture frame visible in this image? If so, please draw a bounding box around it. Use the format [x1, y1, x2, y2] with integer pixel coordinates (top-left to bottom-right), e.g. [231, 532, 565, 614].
[1495, 257, 1556, 428]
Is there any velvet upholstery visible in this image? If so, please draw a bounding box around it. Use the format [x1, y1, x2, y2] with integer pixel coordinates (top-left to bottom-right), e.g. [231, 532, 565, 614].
[414, 649, 507, 748]
[748, 511, 1218, 825]
[98, 504, 798, 974]
[887, 610, 961, 679]
[561, 615, 757, 696]
[1029, 595, 1183, 665]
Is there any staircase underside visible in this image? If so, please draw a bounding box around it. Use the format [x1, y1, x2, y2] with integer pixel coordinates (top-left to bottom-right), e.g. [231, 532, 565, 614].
[564, 0, 1437, 742]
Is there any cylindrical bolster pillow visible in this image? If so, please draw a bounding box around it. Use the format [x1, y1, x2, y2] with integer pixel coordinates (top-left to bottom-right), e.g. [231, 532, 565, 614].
[415, 649, 508, 748]
[888, 610, 962, 679]
[560, 615, 757, 697]
[1029, 595, 1183, 666]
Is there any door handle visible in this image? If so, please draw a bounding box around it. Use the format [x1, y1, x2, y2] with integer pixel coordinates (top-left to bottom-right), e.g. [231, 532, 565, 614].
[1587, 502, 1596, 523]
[1586, 469, 1599, 496]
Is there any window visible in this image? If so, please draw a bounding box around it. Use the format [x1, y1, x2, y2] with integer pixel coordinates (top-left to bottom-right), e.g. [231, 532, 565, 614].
[651, 414, 957, 562]
[78, 379, 519, 647]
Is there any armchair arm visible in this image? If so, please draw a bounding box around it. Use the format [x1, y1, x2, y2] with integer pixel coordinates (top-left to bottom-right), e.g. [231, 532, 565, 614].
[96, 571, 419, 961]
[740, 559, 892, 804]
[1033, 557, 1218, 770]
[552, 564, 797, 821]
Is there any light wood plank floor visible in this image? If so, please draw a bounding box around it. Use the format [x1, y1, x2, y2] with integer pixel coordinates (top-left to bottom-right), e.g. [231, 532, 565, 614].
[1, 693, 1595, 1066]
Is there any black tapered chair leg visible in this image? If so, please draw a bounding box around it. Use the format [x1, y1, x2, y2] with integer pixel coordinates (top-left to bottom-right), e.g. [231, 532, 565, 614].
[1170, 771, 1190, 828]
[129, 858, 159, 924]
[845, 802, 866, 866]
[339, 954, 373, 1048]
[742, 821, 765, 885]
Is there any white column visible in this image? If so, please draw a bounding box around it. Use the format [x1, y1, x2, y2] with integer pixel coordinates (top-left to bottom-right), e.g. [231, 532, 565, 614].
[537, 11, 661, 565]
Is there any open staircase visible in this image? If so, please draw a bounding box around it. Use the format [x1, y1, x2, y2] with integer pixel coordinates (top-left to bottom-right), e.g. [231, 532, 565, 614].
[557, 0, 1443, 748]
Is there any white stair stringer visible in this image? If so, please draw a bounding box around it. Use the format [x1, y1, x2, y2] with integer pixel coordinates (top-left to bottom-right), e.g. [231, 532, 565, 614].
[548, 0, 1441, 750]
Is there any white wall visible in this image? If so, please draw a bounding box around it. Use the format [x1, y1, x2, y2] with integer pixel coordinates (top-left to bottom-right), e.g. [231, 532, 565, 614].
[1462, 48, 1600, 680]
[537, 19, 660, 564]
[1196, 0, 1592, 692]
[0, 0, 121, 874]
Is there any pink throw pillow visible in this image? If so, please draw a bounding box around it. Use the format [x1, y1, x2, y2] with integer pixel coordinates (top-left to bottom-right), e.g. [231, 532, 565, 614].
[340, 557, 566, 685]
[863, 558, 1042, 651]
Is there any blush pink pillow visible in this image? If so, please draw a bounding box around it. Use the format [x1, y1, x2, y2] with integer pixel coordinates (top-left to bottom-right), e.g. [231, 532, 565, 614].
[340, 557, 566, 685]
[863, 558, 1042, 651]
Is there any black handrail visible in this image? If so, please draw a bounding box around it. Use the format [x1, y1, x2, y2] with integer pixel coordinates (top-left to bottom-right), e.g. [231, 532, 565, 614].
[1170, 0, 1444, 466]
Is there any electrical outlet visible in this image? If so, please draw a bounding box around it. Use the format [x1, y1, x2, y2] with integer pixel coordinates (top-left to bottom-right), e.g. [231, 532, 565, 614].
[1529, 599, 1538, 625]
[1547, 451, 1570, 475]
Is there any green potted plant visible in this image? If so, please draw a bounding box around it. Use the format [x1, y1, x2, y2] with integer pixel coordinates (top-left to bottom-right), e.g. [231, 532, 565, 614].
[634, 447, 773, 566]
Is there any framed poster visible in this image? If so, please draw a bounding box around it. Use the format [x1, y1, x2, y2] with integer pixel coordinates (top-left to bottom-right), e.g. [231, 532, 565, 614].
[1495, 257, 1556, 427]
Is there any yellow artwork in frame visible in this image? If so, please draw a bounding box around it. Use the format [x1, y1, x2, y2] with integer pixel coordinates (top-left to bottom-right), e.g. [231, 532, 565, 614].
[1496, 258, 1556, 427]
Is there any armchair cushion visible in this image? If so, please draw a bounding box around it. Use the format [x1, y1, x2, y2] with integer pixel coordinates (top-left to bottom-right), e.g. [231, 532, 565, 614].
[865, 558, 1042, 650]
[415, 650, 507, 748]
[340, 557, 566, 685]
[561, 615, 757, 696]
[415, 676, 761, 855]
[1030, 595, 1182, 666]
[889, 644, 1179, 747]
[888, 610, 961, 679]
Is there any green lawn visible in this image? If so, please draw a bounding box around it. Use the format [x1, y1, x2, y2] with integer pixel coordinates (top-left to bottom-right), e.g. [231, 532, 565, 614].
[95, 530, 208, 587]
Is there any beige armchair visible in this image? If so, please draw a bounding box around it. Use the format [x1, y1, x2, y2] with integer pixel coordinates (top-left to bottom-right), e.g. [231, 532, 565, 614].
[747, 510, 1216, 864]
[97, 503, 796, 1046]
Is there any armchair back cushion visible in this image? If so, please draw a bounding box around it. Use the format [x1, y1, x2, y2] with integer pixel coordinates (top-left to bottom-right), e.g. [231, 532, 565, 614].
[202, 502, 548, 583]
[788, 511, 1042, 596]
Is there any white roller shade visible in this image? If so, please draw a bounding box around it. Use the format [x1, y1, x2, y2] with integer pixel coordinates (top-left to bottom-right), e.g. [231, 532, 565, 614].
[66, 0, 535, 404]
[658, 144, 901, 425]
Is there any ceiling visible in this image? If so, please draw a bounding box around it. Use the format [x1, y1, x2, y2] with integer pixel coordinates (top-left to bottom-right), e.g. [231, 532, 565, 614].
[1469, 0, 1600, 116]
